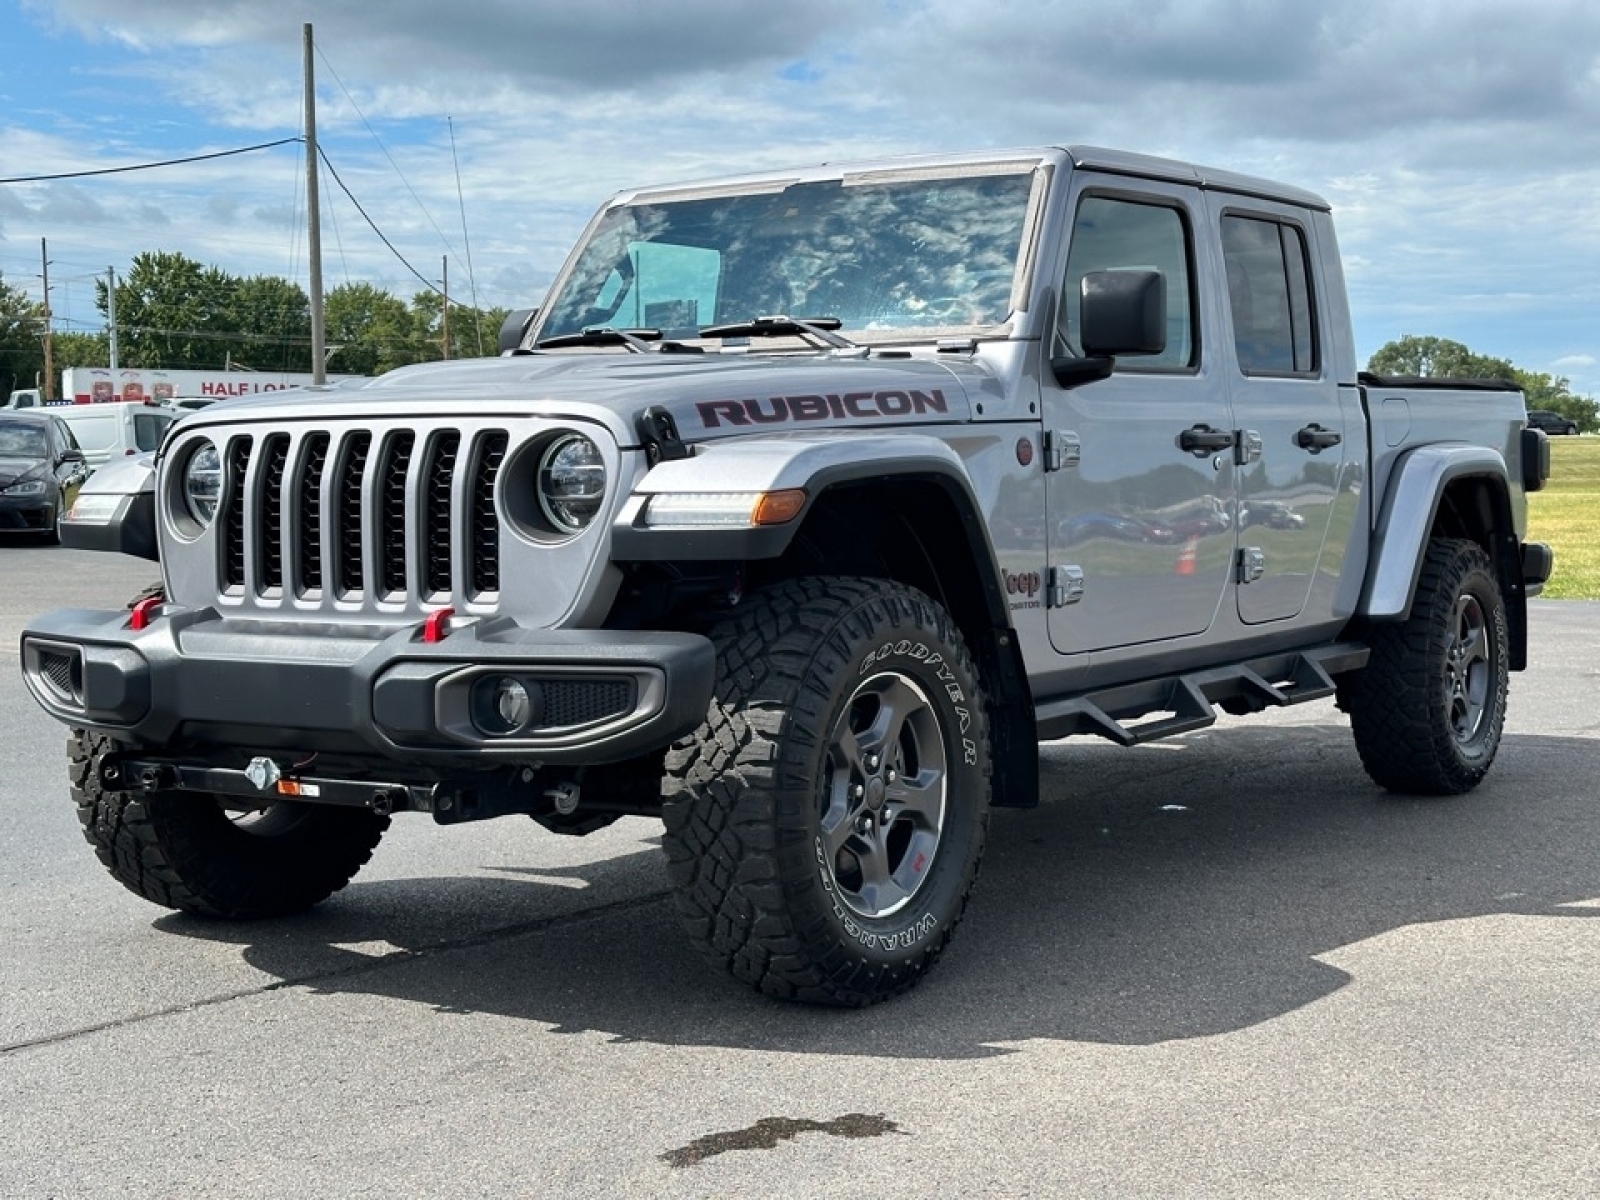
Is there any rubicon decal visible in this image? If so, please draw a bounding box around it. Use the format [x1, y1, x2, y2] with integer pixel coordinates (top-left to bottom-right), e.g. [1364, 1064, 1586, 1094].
[696, 389, 949, 428]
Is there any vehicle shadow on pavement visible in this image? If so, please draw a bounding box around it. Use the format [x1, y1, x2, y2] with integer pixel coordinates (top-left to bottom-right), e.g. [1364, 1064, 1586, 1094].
[158, 724, 1600, 1061]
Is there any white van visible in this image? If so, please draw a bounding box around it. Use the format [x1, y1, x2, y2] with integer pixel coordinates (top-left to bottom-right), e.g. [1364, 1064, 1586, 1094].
[51, 402, 179, 469]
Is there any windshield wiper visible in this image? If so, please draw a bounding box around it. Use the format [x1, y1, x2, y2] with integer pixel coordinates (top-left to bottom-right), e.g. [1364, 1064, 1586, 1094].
[698, 315, 857, 351]
[536, 325, 663, 353]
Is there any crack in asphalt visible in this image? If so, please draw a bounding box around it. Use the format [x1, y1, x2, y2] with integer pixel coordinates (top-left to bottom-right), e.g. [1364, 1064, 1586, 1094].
[1, 888, 671, 1056]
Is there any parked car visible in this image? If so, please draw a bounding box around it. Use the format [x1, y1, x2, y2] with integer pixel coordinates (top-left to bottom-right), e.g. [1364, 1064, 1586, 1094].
[50, 400, 180, 469]
[1526, 409, 1579, 435]
[0, 410, 90, 541]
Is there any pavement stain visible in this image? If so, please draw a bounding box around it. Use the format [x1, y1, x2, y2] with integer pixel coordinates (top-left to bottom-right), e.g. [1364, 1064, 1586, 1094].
[660, 1112, 905, 1168]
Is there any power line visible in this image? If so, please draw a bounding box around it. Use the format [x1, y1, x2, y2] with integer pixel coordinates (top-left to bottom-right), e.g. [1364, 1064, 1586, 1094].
[316, 47, 459, 262]
[0, 138, 302, 185]
[449, 116, 484, 356]
[317, 148, 443, 298]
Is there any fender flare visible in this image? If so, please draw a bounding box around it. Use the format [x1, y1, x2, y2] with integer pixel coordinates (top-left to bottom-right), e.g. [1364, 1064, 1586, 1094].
[1360, 444, 1512, 620]
[58, 452, 160, 560]
[613, 432, 994, 580]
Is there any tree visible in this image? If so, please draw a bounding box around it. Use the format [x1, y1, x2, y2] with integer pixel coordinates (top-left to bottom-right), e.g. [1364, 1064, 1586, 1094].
[52, 330, 109, 369]
[111, 251, 241, 369]
[228, 275, 312, 372]
[326, 283, 428, 375]
[0, 273, 45, 400]
[1366, 335, 1516, 382]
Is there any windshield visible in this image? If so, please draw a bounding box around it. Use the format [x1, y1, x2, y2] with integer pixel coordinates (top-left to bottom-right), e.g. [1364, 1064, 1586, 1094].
[538, 166, 1040, 342]
[0, 423, 48, 458]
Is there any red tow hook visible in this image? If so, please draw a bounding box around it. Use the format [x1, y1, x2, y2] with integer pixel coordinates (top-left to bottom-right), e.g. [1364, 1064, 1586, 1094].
[422, 607, 456, 644]
[128, 594, 163, 631]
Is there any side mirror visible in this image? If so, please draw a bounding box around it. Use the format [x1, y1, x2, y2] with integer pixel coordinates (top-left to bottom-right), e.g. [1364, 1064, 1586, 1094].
[1081, 270, 1165, 357]
[498, 308, 539, 355]
[59, 447, 85, 463]
[1050, 270, 1166, 390]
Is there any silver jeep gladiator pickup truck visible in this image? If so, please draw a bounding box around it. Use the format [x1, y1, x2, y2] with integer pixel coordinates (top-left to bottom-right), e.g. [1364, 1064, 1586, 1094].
[21, 145, 1553, 1005]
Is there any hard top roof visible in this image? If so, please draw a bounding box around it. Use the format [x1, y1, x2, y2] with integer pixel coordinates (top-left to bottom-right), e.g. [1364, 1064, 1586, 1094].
[610, 144, 1330, 212]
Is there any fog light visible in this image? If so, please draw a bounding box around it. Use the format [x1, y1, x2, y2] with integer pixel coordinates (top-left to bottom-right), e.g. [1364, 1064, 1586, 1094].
[497, 678, 532, 729]
[470, 675, 545, 736]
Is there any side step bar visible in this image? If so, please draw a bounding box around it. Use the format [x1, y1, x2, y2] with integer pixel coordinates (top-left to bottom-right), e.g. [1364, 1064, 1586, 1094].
[1034, 642, 1369, 747]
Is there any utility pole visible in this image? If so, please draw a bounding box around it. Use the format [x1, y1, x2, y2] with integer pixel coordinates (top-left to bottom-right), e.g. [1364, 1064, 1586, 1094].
[106, 266, 119, 369]
[40, 238, 54, 402]
[441, 256, 450, 360]
[303, 23, 326, 383]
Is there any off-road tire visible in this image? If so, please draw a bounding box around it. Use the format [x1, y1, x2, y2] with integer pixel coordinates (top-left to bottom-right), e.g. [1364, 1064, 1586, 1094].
[1341, 538, 1509, 794]
[662, 577, 992, 1006]
[69, 730, 389, 918]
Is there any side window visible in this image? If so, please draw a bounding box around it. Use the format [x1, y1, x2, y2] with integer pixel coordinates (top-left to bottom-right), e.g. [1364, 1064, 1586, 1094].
[54, 418, 79, 450]
[1221, 214, 1317, 375]
[1059, 195, 1194, 369]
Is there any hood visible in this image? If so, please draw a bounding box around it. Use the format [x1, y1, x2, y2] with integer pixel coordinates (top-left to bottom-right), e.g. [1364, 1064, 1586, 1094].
[0, 456, 47, 488]
[175, 351, 992, 447]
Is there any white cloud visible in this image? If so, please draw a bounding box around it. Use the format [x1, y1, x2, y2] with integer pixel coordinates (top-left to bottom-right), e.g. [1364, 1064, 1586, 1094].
[5, 0, 1596, 392]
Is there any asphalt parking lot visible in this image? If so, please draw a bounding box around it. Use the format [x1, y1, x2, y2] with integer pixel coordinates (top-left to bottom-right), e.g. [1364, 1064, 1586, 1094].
[3, 540, 1599, 1198]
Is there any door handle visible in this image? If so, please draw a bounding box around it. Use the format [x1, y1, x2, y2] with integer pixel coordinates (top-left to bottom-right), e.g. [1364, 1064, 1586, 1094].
[1295, 423, 1342, 453]
[1179, 424, 1236, 456]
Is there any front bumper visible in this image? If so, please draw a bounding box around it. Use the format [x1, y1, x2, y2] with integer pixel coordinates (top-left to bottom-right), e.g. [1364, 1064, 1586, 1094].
[19, 605, 715, 766]
[0, 493, 54, 531]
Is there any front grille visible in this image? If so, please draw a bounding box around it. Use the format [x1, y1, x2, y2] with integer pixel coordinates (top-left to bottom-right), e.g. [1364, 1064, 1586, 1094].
[211, 423, 510, 609]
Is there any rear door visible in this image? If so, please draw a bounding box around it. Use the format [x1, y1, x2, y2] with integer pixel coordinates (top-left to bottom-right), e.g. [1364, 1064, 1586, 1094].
[1042, 177, 1236, 655]
[1209, 198, 1349, 625]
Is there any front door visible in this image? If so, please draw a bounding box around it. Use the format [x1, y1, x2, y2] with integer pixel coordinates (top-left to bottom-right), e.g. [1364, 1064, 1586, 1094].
[1043, 180, 1236, 656]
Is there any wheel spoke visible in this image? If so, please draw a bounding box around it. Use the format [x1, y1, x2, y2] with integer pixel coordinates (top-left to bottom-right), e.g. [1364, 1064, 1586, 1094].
[817, 800, 859, 862]
[868, 676, 928, 756]
[884, 768, 944, 827]
[851, 832, 905, 913]
[832, 724, 868, 777]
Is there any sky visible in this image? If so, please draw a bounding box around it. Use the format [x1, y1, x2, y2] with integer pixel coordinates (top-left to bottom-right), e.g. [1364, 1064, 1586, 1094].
[1, 0, 1597, 393]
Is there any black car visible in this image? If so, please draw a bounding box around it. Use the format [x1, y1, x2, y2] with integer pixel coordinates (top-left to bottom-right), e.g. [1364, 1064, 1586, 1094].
[0, 411, 89, 542]
[1526, 409, 1580, 435]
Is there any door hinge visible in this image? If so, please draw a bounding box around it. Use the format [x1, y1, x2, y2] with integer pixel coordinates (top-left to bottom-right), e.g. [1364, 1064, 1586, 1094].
[1237, 546, 1266, 584]
[1042, 430, 1081, 472]
[1048, 564, 1085, 608]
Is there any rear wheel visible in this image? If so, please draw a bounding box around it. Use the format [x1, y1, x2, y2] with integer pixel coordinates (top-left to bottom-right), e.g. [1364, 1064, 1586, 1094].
[662, 577, 992, 1006]
[70, 731, 389, 918]
[1340, 538, 1509, 794]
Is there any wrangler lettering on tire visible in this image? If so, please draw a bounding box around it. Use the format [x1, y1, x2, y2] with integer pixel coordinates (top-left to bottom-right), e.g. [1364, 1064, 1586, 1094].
[661, 577, 991, 1006]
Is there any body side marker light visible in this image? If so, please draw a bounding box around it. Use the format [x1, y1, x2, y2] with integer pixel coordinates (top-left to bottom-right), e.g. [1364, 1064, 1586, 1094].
[753, 488, 807, 525]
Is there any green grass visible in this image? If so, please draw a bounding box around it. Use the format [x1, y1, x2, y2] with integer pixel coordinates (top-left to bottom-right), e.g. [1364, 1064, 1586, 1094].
[1527, 436, 1600, 599]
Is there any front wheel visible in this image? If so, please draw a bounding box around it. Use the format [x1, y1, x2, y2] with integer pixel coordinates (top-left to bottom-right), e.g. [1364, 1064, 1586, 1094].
[662, 578, 992, 1006]
[70, 731, 389, 918]
[1340, 538, 1509, 794]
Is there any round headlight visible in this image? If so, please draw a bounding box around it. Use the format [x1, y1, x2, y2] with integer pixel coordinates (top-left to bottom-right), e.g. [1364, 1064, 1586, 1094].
[537, 433, 606, 534]
[182, 440, 222, 527]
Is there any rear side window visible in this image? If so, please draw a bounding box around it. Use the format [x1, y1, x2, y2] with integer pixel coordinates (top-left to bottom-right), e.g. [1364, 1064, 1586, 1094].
[1060, 195, 1194, 369]
[1221, 214, 1317, 375]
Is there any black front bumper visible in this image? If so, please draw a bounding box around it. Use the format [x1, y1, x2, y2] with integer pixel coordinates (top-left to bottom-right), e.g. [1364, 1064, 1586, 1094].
[20, 605, 715, 766]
